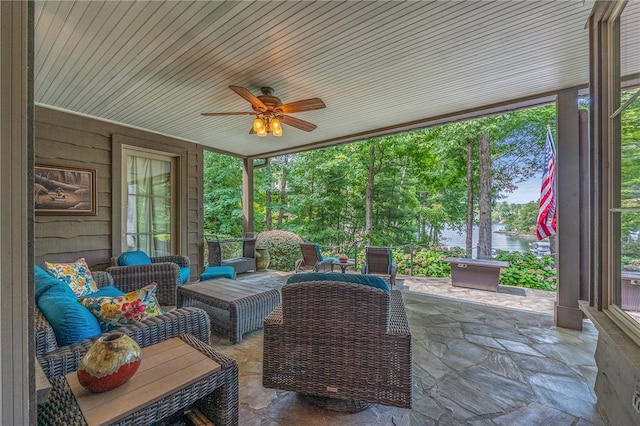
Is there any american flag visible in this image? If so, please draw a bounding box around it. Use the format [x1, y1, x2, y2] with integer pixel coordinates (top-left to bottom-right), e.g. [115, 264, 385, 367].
[536, 127, 557, 240]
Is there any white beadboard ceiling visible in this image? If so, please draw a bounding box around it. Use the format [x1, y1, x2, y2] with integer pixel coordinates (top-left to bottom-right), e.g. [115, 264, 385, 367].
[33, 1, 637, 158]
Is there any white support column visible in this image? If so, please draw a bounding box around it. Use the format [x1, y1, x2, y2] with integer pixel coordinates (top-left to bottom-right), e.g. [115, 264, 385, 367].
[555, 88, 584, 330]
[0, 0, 33, 423]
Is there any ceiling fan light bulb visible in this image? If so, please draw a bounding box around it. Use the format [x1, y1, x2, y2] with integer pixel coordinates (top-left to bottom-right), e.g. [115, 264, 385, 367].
[257, 127, 267, 137]
[271, 118, 282, 132]
[253, 117, 266, 132]
[273, 127, 283, 137]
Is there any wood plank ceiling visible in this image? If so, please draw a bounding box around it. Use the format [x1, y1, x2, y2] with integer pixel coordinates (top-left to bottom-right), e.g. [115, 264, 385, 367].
[33, 0, 635, 158]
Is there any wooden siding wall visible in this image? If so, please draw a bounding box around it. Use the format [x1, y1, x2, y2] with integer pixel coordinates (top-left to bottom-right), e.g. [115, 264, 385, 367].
[34, 106, 204, 279]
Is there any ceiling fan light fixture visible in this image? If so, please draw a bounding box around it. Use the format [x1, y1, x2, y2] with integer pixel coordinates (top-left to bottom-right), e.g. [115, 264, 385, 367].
[257, 127, 268, 137]
[253, 117, 266, 133]
[271, 118, 283, 136]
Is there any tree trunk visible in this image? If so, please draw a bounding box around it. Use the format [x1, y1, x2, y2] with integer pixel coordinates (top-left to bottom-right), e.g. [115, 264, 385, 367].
[478, 132, 492, 259]
[365, 143, 375, 241]
[265, 190, 272, 229]
[466, 137, 474, 258]
[277, 155, 288, 225]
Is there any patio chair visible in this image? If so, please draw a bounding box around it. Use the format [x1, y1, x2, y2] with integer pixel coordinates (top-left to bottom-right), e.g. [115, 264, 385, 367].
[361, 246, 397, 287]
[294, 243, 338, 273]
[207, 235, 256, 274]
[263, 273, 412, 410]
[107, 250, 191, 300]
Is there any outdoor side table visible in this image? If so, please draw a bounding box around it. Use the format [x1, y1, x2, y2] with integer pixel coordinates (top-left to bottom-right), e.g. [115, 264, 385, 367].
[442, 257, 510, 292]
[37, 334, 239, 426]
[178, 278, 281, 343]
[332, 260, 355, 273]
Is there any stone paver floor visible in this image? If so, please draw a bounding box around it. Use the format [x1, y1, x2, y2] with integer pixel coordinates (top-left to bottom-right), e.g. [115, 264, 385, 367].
[207, 271, 604, 425]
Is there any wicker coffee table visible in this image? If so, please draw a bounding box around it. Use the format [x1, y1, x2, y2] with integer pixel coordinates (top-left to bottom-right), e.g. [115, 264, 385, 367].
[37, 334, 239, 426]
[178, 278, 281, 343]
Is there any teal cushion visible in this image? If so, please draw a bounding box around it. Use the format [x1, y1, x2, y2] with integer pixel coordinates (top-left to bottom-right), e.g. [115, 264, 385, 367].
[315, 244, 324, 261]
[37, 280, 102, 347]
[179, 267, 191, 285]
[86, 286, 125, 298]
[117, 250, 152, 266]
[200, 266, 235, 280]
[286, 272, 390, 293]
[35, 265, 64, 301]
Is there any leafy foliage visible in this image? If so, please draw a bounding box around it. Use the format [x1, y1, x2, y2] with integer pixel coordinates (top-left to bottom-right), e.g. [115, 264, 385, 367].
[255, 230, 303, 271]
[394, 245, 467, 277]
[494, 251, 557, 291]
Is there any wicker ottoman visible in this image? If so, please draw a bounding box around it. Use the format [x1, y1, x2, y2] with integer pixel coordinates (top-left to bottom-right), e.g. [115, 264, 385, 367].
[178, 278, 281, 343]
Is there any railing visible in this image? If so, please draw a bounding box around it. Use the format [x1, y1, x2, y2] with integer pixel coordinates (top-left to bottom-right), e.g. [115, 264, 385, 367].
[319, 241, 446, 277]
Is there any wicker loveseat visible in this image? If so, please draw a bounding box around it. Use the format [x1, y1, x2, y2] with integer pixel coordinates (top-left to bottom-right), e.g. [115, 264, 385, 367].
[35, 270, 212, 380]
[262, 273, 412, 409]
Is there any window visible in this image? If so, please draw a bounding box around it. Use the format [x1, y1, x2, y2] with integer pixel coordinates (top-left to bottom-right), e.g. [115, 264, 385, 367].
[592, 1, 640, 338]
[122, 147, 178, 256]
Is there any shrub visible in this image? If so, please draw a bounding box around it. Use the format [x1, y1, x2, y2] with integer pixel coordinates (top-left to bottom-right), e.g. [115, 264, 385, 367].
[256, 230, 303, 271]
[393, 245, 467, 277]
[494, 251, 557, 291]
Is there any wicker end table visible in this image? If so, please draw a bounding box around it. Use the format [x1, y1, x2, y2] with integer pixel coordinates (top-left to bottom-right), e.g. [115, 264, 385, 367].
[178, 278, 281, 343]
[37, 334, 239, 426]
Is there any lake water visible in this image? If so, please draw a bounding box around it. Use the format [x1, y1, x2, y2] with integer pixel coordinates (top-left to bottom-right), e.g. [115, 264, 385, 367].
[440, 224, 532, 254]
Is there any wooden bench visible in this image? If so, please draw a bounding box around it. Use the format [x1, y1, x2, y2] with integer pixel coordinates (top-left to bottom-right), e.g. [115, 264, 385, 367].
[442, 257, 510, 292]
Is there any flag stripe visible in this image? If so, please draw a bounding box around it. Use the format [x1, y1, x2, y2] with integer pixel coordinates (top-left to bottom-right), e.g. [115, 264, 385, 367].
[536, 127, 557, 240]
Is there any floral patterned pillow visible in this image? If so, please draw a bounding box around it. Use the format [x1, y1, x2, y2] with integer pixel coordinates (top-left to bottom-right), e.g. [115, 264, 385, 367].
[45, 258, 98, 297]
[78, 283, 165, 331]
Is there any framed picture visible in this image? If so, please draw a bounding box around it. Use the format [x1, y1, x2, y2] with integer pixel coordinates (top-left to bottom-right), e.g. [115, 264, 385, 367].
[34, 165, 96, 215]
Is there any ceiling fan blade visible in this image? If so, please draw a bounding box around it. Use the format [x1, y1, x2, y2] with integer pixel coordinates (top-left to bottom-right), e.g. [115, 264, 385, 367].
[229, 85, 267, 111]
[249, 127, 256, 134]
[279, 114, 317, 132]
[201, 112, 256, 116]
[277, 98, 326, 114]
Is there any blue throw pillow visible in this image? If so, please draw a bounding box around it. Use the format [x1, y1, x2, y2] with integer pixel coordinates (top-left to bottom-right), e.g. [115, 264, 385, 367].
[86, 286, 125, 298]
[117, 250, 152, 266]
[34, 265, 65, 301]
[286, 272, 390, 293]
[37, 281, 102, 347]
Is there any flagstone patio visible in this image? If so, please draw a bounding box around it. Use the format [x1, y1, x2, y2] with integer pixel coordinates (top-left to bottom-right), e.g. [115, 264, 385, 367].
[208, 271, 603, 425]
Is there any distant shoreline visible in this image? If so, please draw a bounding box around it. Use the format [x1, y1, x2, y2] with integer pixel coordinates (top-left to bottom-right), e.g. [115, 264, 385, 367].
[494, 229, 537, 241]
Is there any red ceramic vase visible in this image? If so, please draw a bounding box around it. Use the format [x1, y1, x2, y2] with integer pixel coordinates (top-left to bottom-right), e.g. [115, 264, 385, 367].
[77, 332, 142, 393]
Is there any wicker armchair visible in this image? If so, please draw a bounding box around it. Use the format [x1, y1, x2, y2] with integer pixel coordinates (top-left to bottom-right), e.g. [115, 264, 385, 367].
[107, 253, 191, 305]
[263, 275, 412, 409]
[294, 242, 337, 273]
[35, 271, 211, 380]
[361, 246, 397, 287]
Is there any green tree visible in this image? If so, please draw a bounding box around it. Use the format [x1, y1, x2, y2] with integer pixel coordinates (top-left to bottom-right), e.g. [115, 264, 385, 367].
[203, 151, 243, 236]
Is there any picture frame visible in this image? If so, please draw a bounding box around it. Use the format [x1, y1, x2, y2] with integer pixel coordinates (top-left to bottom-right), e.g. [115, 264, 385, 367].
[34, 164, 97, 215]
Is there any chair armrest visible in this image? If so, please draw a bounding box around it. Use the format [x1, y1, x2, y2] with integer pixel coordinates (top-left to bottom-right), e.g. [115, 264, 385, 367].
[37, 306, 211, 380]
[107, 262, 180, 306]
[264, 305, 282, 326]
[91, 270, 113, 288]
[388, 290, 411, 336]
[152, 255, 191, 269]
[295, 258, 304, 273]
[35, 308, 59, 357]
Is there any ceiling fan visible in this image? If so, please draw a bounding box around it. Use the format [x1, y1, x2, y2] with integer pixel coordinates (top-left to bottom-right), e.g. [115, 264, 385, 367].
[201, 86, 326, 137]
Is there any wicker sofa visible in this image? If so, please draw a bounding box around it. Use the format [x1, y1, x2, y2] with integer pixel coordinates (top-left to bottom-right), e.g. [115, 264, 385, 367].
[35, 270, 212, 380]
[262, 273, 412, 409]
